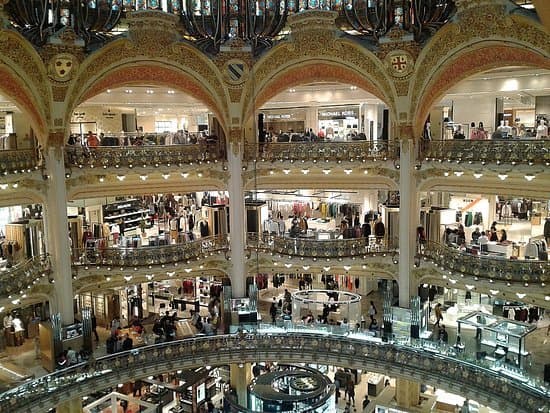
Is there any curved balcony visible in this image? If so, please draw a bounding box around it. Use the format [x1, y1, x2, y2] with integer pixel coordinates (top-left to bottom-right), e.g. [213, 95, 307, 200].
[0, 149, 39, 175]
[247, 232, 398, 258]
[0, 330, 547, 413]
[0, 255, 51, 297]
[64, 143, 225, 170]
[421, 139, 550, 166]
[72, 235, 229, 268]
[421, 241, 548, 284]
[244, 141, 398, 163]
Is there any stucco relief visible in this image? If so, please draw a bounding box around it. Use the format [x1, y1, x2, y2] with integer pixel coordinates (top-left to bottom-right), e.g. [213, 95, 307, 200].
[243, 20, 397, 126]
[0, 30, 50, 136]
[65, 38, 229, 132]
[411, 10, 550, 136]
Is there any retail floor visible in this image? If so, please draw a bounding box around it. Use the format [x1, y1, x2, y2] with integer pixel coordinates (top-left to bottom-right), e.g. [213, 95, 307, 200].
[0, 277, 549, 412]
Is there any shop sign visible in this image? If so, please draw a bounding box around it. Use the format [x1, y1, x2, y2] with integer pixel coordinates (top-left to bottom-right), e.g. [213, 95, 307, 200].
[266, 114, 292, 120]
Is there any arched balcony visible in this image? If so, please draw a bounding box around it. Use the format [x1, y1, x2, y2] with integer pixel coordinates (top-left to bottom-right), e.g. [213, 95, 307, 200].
[64, 141, 226, 170]
[420, 139, 550, 166]
[0, 331, 547, 413]
[244, 140, 398, 163]
[421, 241, 548, 285]
[0, 255, 51, 298]
[0, 149, 39, 176]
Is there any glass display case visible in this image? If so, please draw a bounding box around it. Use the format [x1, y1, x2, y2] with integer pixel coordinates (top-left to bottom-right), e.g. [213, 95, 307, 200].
[291, 290, 362, 327]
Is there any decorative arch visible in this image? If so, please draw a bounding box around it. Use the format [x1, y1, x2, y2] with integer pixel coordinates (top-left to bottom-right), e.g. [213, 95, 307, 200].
[242, 36, 397, 133]
[64, 40, 230, 144]
[412, 44, 550, 136]
[0, 30, 51, 141]
[0, 66, 48, 141]
[410, 10, 550, 137]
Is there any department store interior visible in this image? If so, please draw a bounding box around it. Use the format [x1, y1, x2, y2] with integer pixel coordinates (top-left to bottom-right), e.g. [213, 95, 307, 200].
[0, 1, 549, 413]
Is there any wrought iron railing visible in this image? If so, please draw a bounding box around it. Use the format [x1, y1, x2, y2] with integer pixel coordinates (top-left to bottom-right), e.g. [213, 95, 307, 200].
[420, 139, 550, 165]
[64, 143, 225, 169]
[72, 235, 229, 267]
[0, 330, 546, 413]
[246, 232, 398, 258]
[421, 241, 548, 284]
[244, 141, 397, 163]
[0, 255, 51, 297]
[0, 149, 39, 175]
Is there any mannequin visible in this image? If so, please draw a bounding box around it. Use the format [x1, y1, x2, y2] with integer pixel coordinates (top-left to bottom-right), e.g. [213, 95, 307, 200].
[423, 121, 432, 140]
[536, 120, 548, 139]
[374, 218, 385, 244]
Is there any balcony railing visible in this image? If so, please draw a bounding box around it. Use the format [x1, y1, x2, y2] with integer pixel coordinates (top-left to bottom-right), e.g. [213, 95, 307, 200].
[246, 232, 398, 258]
[72, 235, 229, 267]
[64, 143, 225, 169]
[421, 241, 548, 284]
[0, 330, 547, 413]
[0, 255, 51, 297]
[0, 149, 39, 175]
[421, 139, 550, 165]
[244, 141, 397, 163]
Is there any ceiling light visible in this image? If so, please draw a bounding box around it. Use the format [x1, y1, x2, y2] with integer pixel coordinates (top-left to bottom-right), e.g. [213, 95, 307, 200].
[301, 169, 309, 175]
[11, 183, 18, 188]
[184, 268, 192, 273]
[454, 171, 464, 177]
[98, 176, 105, 183]
[162, 173, 170, 180]
[289, 88, 296, 93]
[473, 172, 483, 179]
[284, 263, 292, 268]
[498, 173, 508, 180]
[323, 169, 331, 175]
[323, 266, 331, 271]
[545, 296, 550, 301]
[124, 89, 133, 94]
[139, 174, 148, 181]
[106, 89, 111, 93]
[167, 90, 175, 94]
[0, 184, 7, 190]
[516, 293, 526, 299]
[283, 169, 290, 174]
[524, 174, 535, 181]
[443, 171, 450, 177]
[302, 265, 310, 270]
[146, 89, 154, 94]
[116, 175, 125, 181]
[363, 170, 368, 175]
[489, 290, 499, 296]
[343, 265, 351, 271]
[181, 172, 189, 178]
[350, 86, 357, 90]
[465, 284, 474, 290]
[344, 169, 352, 175]
[123, 275, 132, 282]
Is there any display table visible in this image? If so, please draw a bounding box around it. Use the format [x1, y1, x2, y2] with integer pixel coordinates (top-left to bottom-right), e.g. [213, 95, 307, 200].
[366, 373, 384, 397]
[118, 328, 146, 347]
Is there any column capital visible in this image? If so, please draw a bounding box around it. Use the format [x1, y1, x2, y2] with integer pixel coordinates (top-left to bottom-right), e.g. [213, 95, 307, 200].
[398, 123, 415, 140]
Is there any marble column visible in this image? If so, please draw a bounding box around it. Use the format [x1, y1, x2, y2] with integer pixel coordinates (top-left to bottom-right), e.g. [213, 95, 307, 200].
[398, 138, 418, 308]
[43, 143, 74, 324]
[230, 362, 252, 407]
[395, 378, 420, 409]
[227, 143, 247, 298]
[56, 396, 82, 412]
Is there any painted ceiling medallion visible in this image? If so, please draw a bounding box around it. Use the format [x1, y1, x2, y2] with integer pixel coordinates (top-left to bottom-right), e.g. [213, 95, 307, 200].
[386, 50, 414, 78]
[224, 59, 249, 86]
[49, 53, 78, 82]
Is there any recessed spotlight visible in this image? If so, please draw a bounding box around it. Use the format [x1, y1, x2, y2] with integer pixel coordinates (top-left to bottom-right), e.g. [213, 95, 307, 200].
[473, 172, 483, 179]
[498, 173, 508, 180]
[283, 169, 290, 174]
[323, 169, 331, 175]
[344, 169, 352, 175]
[116, 175, 125, 181]
[524, 174, 535, 181]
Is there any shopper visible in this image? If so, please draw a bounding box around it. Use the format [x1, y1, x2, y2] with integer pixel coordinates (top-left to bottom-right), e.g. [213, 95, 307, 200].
[434, 303, 443, 327]
[368, 301, 377, 322]
[346, 380, 355, 405]
[439, 325, 449, 344]
[122, 333, 133, 351]
[270, 300, 278, 323]
[362, 395, 370, 409]
[91, 312, 99, 342]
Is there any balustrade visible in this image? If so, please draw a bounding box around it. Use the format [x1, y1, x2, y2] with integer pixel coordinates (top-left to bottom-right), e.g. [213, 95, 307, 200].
[0, 329, 547, 413]
[0, 255, 51, 297]
[421, 139, 550, 165]
[0, 149, 39, 175]
[244, 141, 397, 163]
[64, 143, 224, 169]
[422, 241, 548, 284]
[73, 235, 228, 267]
[246, 232, 398, 258]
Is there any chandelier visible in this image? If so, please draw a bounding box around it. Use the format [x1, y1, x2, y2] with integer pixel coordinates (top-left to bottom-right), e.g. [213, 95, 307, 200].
[5, 0, 456, 53]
